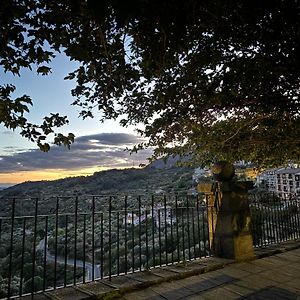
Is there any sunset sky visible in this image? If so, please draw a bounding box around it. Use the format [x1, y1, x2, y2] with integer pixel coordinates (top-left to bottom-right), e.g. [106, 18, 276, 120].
[0, 54, 151, 185]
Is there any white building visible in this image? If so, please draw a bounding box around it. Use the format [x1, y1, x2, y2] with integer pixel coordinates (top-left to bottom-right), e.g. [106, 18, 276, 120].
[256, 168, 279, 191]
[275, 168, 300, 198]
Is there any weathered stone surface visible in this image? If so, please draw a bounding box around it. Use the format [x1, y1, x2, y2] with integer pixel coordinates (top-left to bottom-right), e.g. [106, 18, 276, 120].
[122, 289, 165, 300]
[46, 287, 90, 300]
[198, 180, 254, 261]
[196, 182, 216, 193]
[150, 281, 194, 300]
[103, 275, 141, 289]
[14, 242, 300, 300]
[76, 281, 115, 296]
[199, 286, 241, 299]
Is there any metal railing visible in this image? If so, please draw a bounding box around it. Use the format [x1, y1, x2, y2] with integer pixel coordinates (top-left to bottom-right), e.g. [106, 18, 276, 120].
[250, 193, 300, 247]
[0, 194, 210, 299]
[1, 191, 299, 299]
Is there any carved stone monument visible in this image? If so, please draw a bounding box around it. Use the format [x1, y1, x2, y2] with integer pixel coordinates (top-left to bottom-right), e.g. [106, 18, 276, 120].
[197, 161, 254, 261]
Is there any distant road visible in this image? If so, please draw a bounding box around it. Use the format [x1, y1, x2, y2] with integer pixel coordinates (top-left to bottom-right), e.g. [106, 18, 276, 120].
[37, 239, 101, 281]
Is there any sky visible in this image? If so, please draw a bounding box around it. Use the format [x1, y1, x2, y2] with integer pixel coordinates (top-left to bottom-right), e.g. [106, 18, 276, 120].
[0, 54, 151, 185]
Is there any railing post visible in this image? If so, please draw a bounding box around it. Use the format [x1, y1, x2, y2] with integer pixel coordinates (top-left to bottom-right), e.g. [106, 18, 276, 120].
[197, 162, 255, 261]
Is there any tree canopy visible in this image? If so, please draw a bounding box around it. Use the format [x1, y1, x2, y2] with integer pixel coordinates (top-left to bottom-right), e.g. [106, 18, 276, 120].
[0, 0, 299, 166]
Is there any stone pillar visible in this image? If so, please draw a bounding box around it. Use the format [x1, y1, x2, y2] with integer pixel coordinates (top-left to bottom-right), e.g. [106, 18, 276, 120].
[197, 165, 254, 261]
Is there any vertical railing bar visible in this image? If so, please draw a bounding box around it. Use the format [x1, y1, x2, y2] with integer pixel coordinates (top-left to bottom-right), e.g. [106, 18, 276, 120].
[124, 196, 128, 274]
[31, 198, 38, 297]
[292, 195, 296, 238]
[92, 196, 95, 281]
[201, 200, 206, 256]
[131, 209, 135, 272]
[83, 214, 86, 283]
[267, 196, 274, 244]
[164, 195, 168, 265]
[43, 216, 48, 291]
[253, 195, 259, 246]
[291, 195, 296, 240]
[259, 194, 267, 247]
[250, 196, 257, 247]
[252, 196, 259, 247]
[138, 196, 142, 271]
[145, 207, 149, 269]
[100, 212, 104, 279]
[8, 197, 16, 299]
[64, 215, 68, 287]
[281, 195, 288, 242]
[158, 208, 162, 266]
[196, 196, 202, 258]
[170, 205, 174, 264]
[108, 196, 112, 280]
[205, 195, 211, 256]
[283, 194, 288, 241]
[262, 197, 270, 245]
[152, 196, 155, 267]
[257, 196, 262, 247]
[295, 198, 300, 239]
[54, 197, 59, 288]
[192, 205, 196, 259]
[287, 195, 294, 240]
[181, 198, 185, 261]
[296, 198, 300, 239]
[261, 195, 267, 247]
[272, 193, 279, 244]
[117, 210, 120, 276]
[175, 196, 180, 262]
[74, 196, 78, 285]
[274, 194, 280, 243]
[279, 194, 284, 242]
[289, 195, 294, 239]
[255, 196, 262, 247]
[186, 196, 191, 260]
[19, 218, 26, 296]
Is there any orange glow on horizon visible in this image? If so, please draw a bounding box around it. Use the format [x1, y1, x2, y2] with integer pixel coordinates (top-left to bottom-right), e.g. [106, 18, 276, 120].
[0, 167, 116, 184]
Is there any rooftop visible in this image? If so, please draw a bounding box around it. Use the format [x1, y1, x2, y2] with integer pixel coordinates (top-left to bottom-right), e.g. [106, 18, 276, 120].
[275, 168, 300, 174]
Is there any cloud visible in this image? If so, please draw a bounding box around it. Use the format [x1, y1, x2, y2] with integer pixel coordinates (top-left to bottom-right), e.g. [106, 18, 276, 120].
[0, 133, 151, 173]
[1, 131, 14, 135]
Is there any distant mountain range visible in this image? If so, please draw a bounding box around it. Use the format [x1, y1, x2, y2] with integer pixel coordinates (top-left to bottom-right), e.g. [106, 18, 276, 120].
[0, 184, 14, 191]
[0, 158, 196, 199]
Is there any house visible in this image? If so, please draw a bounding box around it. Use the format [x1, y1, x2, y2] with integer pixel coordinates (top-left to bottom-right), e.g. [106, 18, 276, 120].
[275, 168, 300, 199]
[256, 168, 279, 191]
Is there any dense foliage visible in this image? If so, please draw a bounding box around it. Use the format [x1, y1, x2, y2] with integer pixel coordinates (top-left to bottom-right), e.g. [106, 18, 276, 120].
[0, 0, 299, 166]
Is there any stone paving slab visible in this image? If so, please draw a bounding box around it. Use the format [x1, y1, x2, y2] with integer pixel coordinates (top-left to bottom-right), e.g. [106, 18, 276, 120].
[197, 286, 241, 300]
[243, 286, 299, 300]
[149, 267, 181, 279]
[75, 281, 116, 298]
[44, 287, 90, 300]
[222, 282, 256, 297]
[38, 239, 300, 300]
[122, 288, 165, 300]
[125, 271, 163, 283]
[150, 281, 195, 300]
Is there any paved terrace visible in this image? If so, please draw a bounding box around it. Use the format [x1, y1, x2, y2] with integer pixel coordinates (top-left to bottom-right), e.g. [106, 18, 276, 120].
[23, 239, 300, 300]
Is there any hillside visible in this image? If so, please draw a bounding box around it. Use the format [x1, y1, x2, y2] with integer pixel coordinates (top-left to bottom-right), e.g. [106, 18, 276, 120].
[0, 165, 195, 199]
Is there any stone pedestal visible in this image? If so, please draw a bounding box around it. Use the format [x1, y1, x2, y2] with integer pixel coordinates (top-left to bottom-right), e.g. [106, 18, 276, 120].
[197, 181, 254, 261]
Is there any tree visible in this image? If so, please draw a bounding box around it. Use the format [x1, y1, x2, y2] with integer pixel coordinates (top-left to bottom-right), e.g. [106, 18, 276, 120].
[0, 0, 299, 166]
